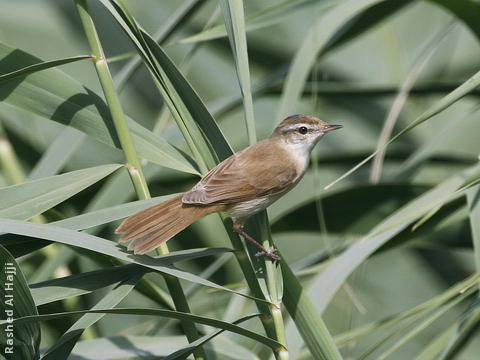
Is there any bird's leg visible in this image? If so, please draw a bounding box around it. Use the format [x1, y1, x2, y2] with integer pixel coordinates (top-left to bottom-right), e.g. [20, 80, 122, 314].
[233, 220, 280, 261]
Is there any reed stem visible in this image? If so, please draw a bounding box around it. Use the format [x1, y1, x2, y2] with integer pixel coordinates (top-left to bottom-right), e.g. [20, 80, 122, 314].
[75, 2, 205, 358]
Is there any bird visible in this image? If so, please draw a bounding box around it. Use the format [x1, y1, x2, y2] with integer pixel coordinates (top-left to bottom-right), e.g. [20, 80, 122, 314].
[116, 114, 342, 260]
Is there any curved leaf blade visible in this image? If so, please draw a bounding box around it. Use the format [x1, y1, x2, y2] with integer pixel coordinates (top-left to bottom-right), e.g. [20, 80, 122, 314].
[0, 55, 91, 83]
[277, 0, 387, 120]
[0, 219, 267, 304]
[41, 275, 141, 360]
[429, 0, 480, 40]
[0, 164, 122, 220]
[178, 0, 334, 45]
[30, 264, 147, 306]
[2, 309, 280, 350]
[325, 68, 480, 190]
[0, 42, 197, 174]
[312, 164, 480, 315]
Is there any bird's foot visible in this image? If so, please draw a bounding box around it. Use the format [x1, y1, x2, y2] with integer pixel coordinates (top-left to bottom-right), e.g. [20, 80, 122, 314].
[255, 248, 281, 261]
[234, 226, 281, 261]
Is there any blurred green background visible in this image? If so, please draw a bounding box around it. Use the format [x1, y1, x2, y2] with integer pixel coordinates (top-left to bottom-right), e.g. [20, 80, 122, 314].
[1, 0, 480, 359]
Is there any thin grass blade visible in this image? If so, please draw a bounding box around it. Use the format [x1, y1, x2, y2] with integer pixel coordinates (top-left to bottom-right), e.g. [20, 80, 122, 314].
[429, 0, 480, 40]
[28, 128, 86, 180]
[0, 219, 268, 303]
[277, 0, 388, 120]
[30, 264, 147, 306]
[114, 0, 203, 90]
[220, 0, 256, 144]
[41, 274, 141, 360]
[179, 0, 334, 45]
[0, 43, 197, 174]
[0, 55, 91, 83]
[313, 163, 480, 315]
[326, 68, 480, 190]
[3, 309, 281, 350]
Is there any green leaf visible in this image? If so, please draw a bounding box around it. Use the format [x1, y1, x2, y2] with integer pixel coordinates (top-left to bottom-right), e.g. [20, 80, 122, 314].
[280, 256, 342, 360]
[28, 128, 86, 180]
[436, 186, 480, 358]
[178, 0, 334, 45]
[2, 309, 281, 350]
[374, 288, 473, 360]
[0, 55, 91, 83]
[54, 195, 177, 230]
[437, 299, 480, 360]
[325, 67, 480, 190]
[0, 164, 122, 220]
[0, 195, 176, 258]
[71, 336, 190, 360]
[70, 334, 258, 360]
[0, 42, 197, 174]
[97, 0, 214, 173]
[415, 324, 456, 360]
[140, 30, 233, 162]
[310, 163, 480, 315]
[324, 1, 414, 55]
[41, 275, 141, 360]
[467, 185, 480, 282]
[0, 219, 267, 304]
[28, 246, 76, 284]
[334, 274, 479, 348]
[163, 314, 260, 360]
[30, 264, 147, 306]
[0, 245, 40, 360]
[393, 108, 471, 179]
[114, 0, 203, 90]
[428, 0, 480, 40]
[390, 69, 480, 143]
[220, 0, 257, 144]
[369, 23, 455, 183]
[277, 0, 389, 119]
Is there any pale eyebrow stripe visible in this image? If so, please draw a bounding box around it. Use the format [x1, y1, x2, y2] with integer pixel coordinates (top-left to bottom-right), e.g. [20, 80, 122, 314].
[282, 124, 308, 132]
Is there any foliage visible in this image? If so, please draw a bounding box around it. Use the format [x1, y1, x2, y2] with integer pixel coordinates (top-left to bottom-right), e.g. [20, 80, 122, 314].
[1, 0, 480, 359]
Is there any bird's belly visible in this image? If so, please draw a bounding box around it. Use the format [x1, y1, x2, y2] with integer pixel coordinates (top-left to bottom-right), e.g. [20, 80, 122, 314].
[226, 195, 280, 219]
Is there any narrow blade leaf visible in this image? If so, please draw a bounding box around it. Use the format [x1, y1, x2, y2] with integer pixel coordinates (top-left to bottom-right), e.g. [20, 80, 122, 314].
[0, 164, 122, 220]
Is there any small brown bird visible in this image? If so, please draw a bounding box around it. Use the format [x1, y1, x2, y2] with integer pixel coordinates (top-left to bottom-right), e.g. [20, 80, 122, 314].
[116, 115, 342, 260]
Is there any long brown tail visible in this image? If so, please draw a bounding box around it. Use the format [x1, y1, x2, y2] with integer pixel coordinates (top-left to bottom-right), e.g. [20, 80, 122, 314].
[116, 194, 219, 255]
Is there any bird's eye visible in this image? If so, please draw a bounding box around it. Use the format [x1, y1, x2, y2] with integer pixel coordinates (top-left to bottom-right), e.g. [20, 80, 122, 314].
[298, 126, 308, 135]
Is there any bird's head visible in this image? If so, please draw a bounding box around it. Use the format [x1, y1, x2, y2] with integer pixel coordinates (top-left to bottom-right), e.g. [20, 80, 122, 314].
[272, 114, 342, 151]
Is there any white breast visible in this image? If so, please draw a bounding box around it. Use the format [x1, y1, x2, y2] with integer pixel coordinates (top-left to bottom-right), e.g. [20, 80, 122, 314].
[284, 142, 311, 180]
[226, 195, 280, 220]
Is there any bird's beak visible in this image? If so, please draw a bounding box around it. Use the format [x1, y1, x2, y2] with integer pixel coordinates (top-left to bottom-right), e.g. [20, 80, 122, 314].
[322, 124, 343, 133]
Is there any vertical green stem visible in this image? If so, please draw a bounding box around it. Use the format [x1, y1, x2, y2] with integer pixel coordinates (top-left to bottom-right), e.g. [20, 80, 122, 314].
[220, 0, 257, 145]
[222, 218, 282, 344]
[75, 2, 205, 359]
[222, 216, 288, 359]
[467, 186, 480, 288]
[261, 214, 289, 360]
[220, 1, 288, 357]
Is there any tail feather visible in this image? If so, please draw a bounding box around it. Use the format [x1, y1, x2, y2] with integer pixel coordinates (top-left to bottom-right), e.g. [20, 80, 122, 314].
[116, 194, 221, 255]
[116, 195, 181, 237]
[119, 203, 181, 242]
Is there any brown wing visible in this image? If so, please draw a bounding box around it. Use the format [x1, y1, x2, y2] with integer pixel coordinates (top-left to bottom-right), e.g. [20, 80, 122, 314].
[182, 139, 299, 205]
